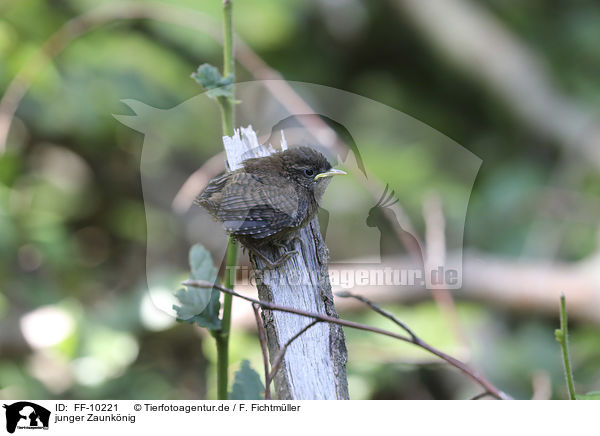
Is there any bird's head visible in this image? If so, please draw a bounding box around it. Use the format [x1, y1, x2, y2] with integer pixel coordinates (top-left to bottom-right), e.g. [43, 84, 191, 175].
[244, 146, 346, 200]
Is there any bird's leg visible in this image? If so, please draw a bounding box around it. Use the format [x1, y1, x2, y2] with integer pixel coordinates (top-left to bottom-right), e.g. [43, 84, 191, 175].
[247, 249, 268, 269]
[271, 241, 300, 266]
[273, 233, 306, 253]
[247, 246, 298, 270]
[289, 236, 306, 253]
[272, 241, 295, 252]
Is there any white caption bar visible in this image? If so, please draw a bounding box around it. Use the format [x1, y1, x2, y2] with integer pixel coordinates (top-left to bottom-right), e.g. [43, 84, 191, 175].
[0, 400, 595, 435]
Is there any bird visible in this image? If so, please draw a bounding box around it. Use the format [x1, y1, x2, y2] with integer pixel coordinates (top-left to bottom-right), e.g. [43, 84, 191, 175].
[195, 146, 346, 268]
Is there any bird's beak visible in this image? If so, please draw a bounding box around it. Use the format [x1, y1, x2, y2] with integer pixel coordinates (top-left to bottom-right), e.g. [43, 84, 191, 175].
[314, 168, 347, 180]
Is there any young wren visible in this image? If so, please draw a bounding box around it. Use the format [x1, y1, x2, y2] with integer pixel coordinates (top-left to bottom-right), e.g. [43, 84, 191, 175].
[195, 146, 346, 268]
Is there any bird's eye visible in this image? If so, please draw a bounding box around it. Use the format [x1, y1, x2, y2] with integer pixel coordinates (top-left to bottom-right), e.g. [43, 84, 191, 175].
[304, 169, 315, 177]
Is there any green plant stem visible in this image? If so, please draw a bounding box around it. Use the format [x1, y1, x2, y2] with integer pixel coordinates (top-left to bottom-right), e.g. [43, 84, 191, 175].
[557, 293, 576, 400]
[218, 100, 234, 137]
[215, 238, 237, 399]
[214, 0, 236, 401]
[218, 0, 235, 137]
[222, 0, 234, 78]
[214, 330, 229, 400]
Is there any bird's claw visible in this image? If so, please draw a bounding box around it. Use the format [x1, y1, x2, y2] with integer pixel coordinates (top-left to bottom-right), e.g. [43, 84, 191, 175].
[249, 247, 299, 270]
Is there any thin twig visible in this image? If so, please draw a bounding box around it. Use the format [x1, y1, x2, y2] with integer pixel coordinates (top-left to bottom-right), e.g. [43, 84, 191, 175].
[251, 303, 271, 400]
[469, 391, 493, 400]
[336, 291, 418, 342]
[336, 290, 510, 400]
[183, 279, 512, 400]
[267, 320, 321, 387]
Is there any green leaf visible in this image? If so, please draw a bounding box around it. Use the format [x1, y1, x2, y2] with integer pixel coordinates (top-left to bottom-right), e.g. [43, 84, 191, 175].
[229, 360, 264, 400]
[175, 244, 217, 317]
[173, 244, 221, 329]
[173, 286, 208, 321]
[174, 287, 221, 330]
[191, 63, 234, 100]
[189, 244, 218, 282]
[576, 391, 600, 400]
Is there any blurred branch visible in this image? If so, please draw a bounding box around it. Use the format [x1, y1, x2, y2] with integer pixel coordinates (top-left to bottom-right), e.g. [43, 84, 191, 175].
[184, 279, 512, 400]
[460, 250, 600, 324]
[0, 1, 342, 154]
[422, 192, 468, 354]
[0, 1, 424, 283]
[0, 1, 311, 151]
[227, 248, 600, 330]
[0, 2, 420, 267]
[394, 0, 600, 168]
[531, 371, 552, 400]
[172, 151, 225, 213]
[0, 2, 222, 150]
[352, 249, 600, 323]
[423, 193, 446, 273]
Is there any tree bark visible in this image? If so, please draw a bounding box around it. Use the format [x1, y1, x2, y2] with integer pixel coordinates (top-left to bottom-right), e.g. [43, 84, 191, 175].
[223, 126, 349, 400]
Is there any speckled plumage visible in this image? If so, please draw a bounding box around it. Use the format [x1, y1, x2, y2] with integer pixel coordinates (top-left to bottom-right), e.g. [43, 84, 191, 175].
[195, 146, 342, 266]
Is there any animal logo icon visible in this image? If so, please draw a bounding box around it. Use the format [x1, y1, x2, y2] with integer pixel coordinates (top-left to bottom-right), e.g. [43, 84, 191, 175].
[2, 402, 50, 434]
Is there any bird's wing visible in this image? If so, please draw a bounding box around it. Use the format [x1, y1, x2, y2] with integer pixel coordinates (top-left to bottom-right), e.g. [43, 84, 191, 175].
[217, 173, 301, 238]
[200, 172, 231, 196]
[194, 172, 232, 210]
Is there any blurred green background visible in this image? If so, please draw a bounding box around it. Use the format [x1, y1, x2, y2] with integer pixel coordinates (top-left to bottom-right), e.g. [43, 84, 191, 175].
[1, 0, 600, 400]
